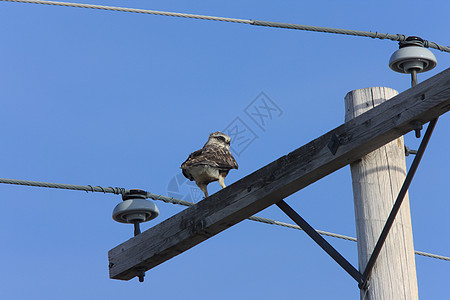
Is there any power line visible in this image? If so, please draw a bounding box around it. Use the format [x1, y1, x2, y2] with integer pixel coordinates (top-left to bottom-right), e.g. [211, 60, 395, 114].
[0, 177, 126, 194]
[149, 192, 358, 241]
[1, 0, 251, 23]
[0, 177, 448, 262]
[2, 0, 449, 53]
[414, 251, 450, 261]
[151, 194, 450, 262]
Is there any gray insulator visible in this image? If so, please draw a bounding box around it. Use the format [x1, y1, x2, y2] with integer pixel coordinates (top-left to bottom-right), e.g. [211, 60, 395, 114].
[389, 46, 437, 73]
[112, 199, 159, 224]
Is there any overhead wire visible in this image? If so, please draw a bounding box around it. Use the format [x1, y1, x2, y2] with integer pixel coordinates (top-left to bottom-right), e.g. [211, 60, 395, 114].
[1, 0, 450, 53]
[0, 0, 252, 23]
[0, 177, 126, 195]
[153, 193, 450, 262]
[0, 177, 448, 262]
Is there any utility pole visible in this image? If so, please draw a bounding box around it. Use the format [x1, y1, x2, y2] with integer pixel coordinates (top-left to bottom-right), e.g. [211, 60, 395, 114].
[345, 87, 418, 299]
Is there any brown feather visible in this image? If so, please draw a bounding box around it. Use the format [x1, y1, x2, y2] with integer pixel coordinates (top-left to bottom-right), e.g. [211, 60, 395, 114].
[181, 145, 238, 181]
[181, 132, 238, 199]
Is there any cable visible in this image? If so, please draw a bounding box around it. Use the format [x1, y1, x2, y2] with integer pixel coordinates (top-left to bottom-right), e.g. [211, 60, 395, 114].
[0, 177, 125, 195]
[414, 251, 450, 261]
[249, 215, 358, 242]
[146, 192, 449, 262]
[146, 192, 358, 241]
[0, 177, 449, 262]
[0, 0, 251, 23]
[2, 0, 449, 53]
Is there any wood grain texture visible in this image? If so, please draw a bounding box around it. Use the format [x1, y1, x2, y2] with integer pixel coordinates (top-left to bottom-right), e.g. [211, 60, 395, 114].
[345, 87, 418, 300]
[109, 68, 450, 281]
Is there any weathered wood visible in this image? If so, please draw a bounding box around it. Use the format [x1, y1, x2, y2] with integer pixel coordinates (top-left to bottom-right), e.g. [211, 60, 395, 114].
[345, 87, 418, 300]
[109, 68, 450, 281]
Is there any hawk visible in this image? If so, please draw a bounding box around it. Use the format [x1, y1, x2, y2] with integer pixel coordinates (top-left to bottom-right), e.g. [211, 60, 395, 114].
[181, 131, 238, 198]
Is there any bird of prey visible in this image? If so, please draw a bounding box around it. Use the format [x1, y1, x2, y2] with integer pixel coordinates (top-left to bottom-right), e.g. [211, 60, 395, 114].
[181, 131, 238, 198]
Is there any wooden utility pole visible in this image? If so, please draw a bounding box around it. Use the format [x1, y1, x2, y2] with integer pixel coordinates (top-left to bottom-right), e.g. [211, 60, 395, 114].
[345, 87, 418, 299]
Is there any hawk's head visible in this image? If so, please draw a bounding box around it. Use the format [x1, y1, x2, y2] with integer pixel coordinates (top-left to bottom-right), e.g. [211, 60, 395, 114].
[205, 131, 231, 149]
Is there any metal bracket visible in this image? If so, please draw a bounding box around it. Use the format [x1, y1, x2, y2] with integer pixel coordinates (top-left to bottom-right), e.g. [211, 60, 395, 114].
[327, 133, 341, 155]
[277, 118, 437, 290]
[404, 146, 418, 156]
[276, 200, 364, 286]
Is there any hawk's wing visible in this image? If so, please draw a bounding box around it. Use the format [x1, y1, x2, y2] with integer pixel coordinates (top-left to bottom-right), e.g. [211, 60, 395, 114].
[181, 146, 238, 180]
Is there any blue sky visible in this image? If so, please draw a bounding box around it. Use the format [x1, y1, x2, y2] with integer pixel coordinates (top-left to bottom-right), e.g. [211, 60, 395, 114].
[1, 0, 449, 299]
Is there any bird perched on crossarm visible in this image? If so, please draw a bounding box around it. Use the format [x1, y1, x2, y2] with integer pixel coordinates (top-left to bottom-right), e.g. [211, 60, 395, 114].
[181, 131, 238, 198]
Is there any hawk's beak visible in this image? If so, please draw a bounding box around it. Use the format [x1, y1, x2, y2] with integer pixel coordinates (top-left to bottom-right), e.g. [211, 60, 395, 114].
[226, 140, 231, 145]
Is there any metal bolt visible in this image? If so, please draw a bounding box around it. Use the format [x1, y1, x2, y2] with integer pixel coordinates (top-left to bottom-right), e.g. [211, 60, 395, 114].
[405, 146, 418, 156]
[412, 121, 423, 138]
[136, 267, 146, 283]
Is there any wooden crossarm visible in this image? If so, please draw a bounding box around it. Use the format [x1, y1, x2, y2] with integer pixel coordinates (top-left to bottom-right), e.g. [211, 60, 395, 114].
[109, 68, 450, 280]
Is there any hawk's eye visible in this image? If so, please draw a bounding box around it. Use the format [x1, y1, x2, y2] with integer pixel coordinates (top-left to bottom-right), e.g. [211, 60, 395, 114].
[217, 136, 226, 142]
